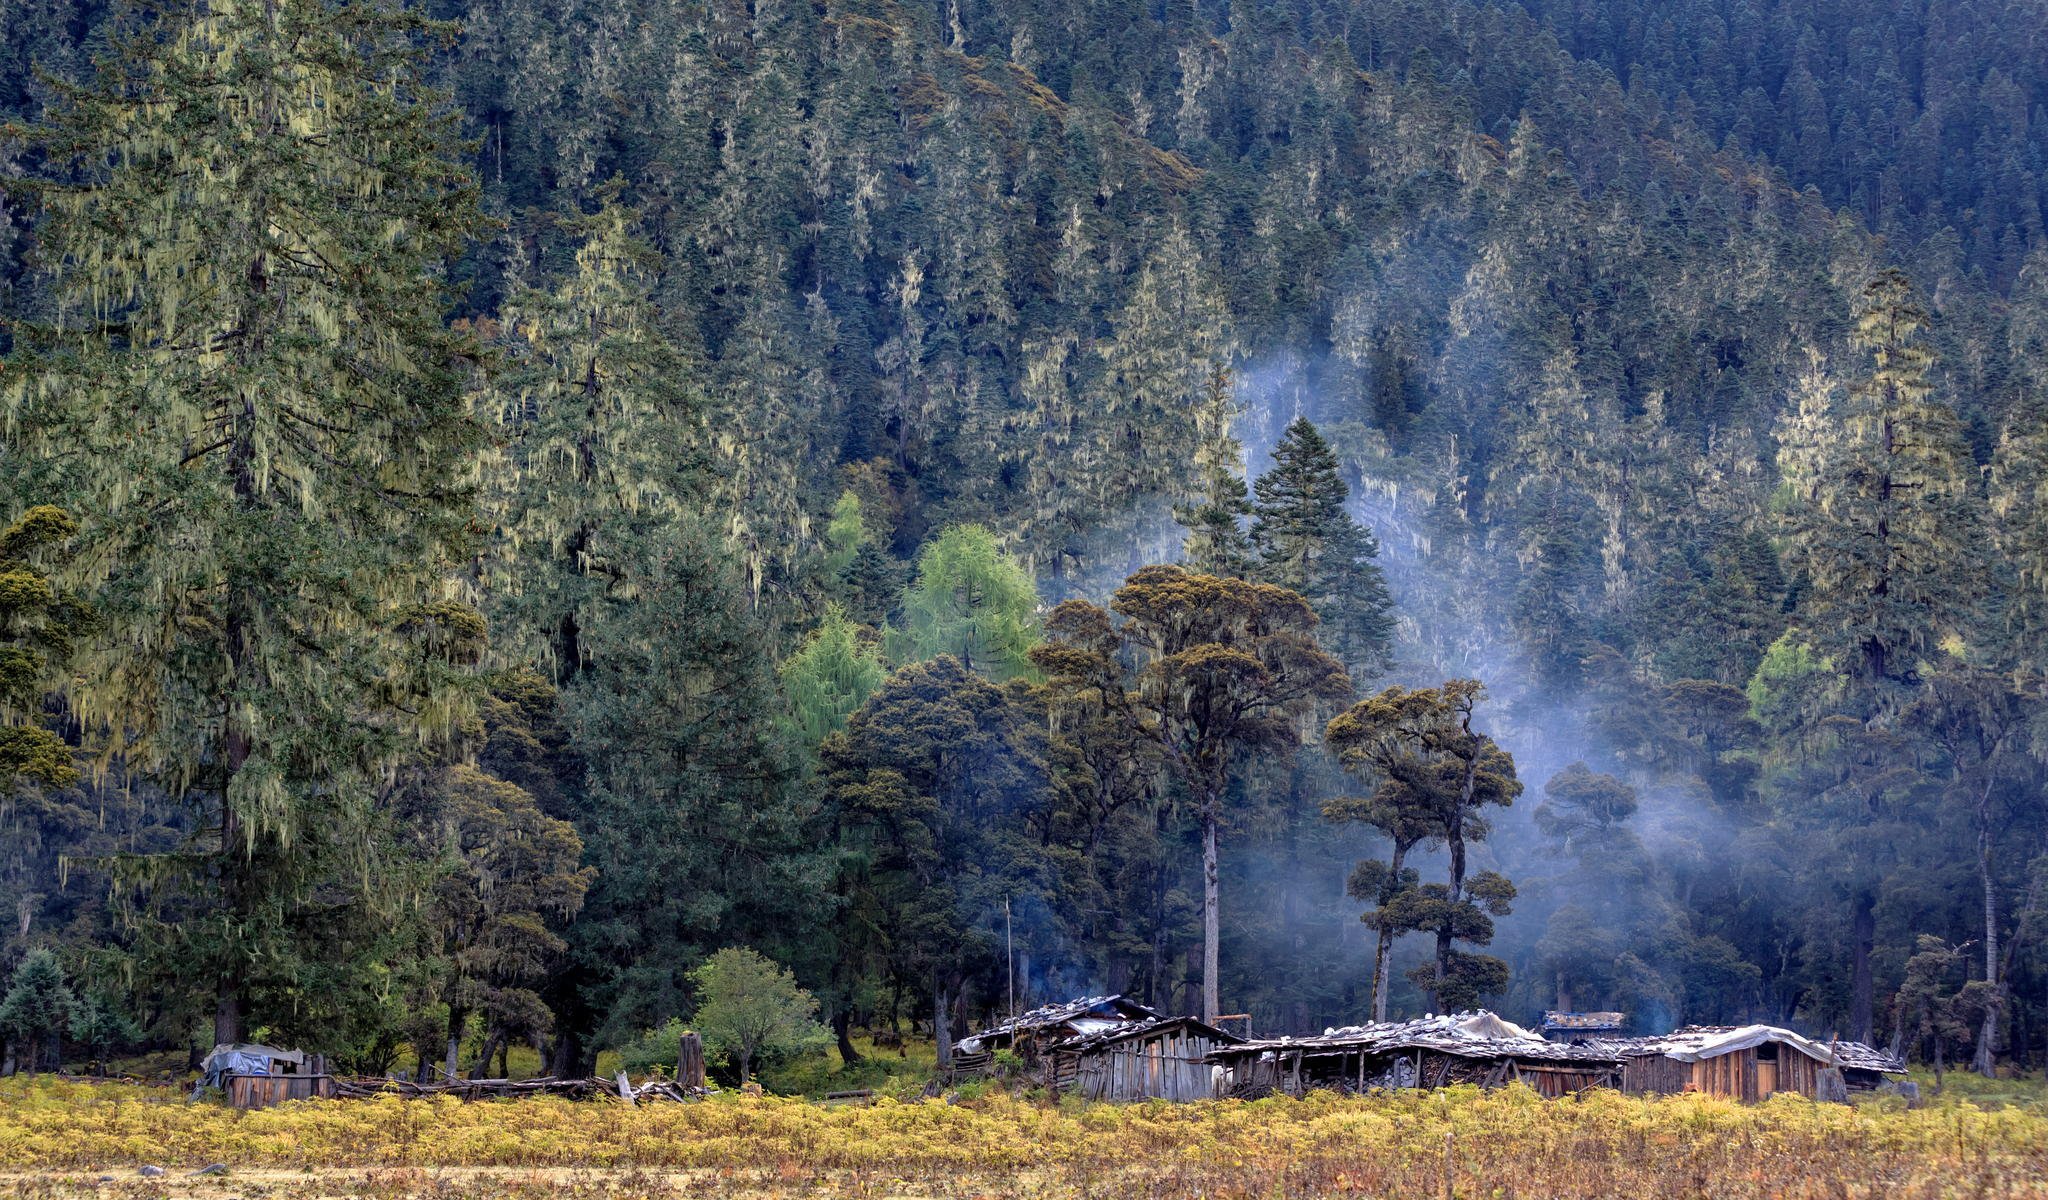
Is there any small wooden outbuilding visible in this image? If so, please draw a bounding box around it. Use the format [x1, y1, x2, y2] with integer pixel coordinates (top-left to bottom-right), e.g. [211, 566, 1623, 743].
[1046, 1016, 1242, 1101]
[1592, 1025, 1904, 1102]
[196, 1043, 335, 1108]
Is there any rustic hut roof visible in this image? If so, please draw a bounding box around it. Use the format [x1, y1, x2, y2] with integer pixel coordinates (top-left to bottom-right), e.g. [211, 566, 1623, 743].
[957, 995, 1162, 1054]
[1588, 1025, 1904, 1072]
[1209, 1011, 1616, 1064]
[1051, 1015, 1245, 1055]
[1542, 1011, 1625, 1032]
[1830, 1039, 1908, 1073]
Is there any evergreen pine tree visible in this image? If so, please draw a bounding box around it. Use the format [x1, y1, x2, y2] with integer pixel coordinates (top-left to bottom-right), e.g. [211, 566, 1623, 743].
[1251, 418, 1398, 684]
[6, 0, 490, 1043]
[1777, 268, 1986, 703]
[1176, 366, 1257, 577]
[0, 948, 75, 1073]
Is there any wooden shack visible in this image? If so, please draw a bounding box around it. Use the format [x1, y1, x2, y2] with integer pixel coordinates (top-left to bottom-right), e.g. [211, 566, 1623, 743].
[953, 995, 1161, 1074]
[197, 1043, 335, 1109]
[1209, 1011, 1618, 1099]
[1595, 1025, 1904, 1102]
[1046, 1016, 1241, 1102]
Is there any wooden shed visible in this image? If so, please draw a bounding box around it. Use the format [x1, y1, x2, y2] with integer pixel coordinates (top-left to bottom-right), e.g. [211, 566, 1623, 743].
[196, 1043, 335, 1109]
[1046, 1016, 1242, 1102]
[1594, 1025, 1903, 1102]
[1209, 1011, 1618, 1100]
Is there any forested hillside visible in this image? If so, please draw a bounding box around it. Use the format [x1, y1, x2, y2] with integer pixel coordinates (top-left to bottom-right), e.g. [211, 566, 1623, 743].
[1, 0, 2045, 1082]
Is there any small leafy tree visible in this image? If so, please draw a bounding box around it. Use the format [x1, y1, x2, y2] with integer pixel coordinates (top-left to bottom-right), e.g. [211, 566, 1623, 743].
[689, 947, 829, 1085]
[886, 526, 1041, 680]
[0, 948, 76, 1074]
[781, 605, 887, 745]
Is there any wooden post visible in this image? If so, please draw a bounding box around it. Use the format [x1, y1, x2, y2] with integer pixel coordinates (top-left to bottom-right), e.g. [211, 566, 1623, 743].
[677, 1032, 706, 1090]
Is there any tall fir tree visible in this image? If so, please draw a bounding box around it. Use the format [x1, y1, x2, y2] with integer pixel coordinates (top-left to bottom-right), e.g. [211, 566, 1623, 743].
[1176, 366, 1257, 577]
[1251, 417, 1398, 685]
[1777, 269, 1986, 704]
[481, 193, 822, 1064]
[6, 0, 489, 1043]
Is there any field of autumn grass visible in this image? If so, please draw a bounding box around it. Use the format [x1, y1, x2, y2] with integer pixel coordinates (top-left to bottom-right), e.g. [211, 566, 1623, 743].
[5, 1073, 2048, 1199]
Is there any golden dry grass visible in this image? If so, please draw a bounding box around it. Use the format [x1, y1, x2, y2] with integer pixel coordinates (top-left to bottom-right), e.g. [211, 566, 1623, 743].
[3, 1076, 2046, 1197]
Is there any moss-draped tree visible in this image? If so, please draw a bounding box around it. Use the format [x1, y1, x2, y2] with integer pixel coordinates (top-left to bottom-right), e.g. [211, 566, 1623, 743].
[6, 0, 489, 1043]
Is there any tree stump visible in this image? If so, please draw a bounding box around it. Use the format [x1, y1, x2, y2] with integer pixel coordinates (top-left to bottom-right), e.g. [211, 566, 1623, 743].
[677, 1032, 706, 1090]
[1814, 1066, 1849, 1104]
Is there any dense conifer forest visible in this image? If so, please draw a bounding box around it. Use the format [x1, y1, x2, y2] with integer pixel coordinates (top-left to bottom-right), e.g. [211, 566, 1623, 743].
[1, 0, 2045, 1082]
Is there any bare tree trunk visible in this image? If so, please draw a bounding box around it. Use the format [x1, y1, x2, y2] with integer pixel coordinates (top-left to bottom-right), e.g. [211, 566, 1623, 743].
[1849, 892, 1875, 1043]
[214, 983, 242, 1049]
[1974, 809, 2001, 1077]
[934, 980, 953, 1068]
[443, 1006, 464, 1079]
[1370, 841, 1409, 1024]
[472, 1029, 504, 1078]
[1202, 811, 1221, 1024]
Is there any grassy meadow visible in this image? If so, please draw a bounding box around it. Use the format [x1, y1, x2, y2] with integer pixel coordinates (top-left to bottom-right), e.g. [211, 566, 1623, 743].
[4, 1072, 2048, 1199]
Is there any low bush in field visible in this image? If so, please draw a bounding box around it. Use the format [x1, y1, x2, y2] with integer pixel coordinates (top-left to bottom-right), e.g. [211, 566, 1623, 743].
[2, 1077, 2045, 1197]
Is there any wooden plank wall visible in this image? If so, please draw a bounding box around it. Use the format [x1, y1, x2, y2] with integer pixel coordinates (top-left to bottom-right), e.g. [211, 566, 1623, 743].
[1620, 1047, 1830, 1101]
[226, 1073, 336, 1109]
[1074, 1031, 1219, 1101]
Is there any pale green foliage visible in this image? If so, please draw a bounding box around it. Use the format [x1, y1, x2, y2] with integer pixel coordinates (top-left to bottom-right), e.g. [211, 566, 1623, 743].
[687, 946, 829, 1084]
[1776, 269, 1985, 700]
[886, 526, 1040, 680]
[823, 492, 867, 579]
[781, 605, 886, 745]
[4, 0, 489, 1036]
[1744, 632, 1834, 730]
[485, 195, 702, 679]
[1176, 366, 1257, 578]
[0, 506, 83, 792]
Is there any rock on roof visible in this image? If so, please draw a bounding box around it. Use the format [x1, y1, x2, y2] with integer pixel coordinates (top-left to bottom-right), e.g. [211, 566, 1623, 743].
[1050, 1015, 1245, 1055]
[1210, 1011, 1617, 1064]
[957, 995, 1163, 1054]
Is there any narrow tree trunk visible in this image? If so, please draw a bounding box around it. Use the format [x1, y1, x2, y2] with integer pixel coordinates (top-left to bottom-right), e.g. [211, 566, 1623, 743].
[833, 1009, 862, 1064]
[1202, 810, 1221, 1024]
[1434, 813, 1467, 1009]
[1974, 805, 2001, 1077]
[1849, 892, 1875, 1043]
[472, 1029, 503, 1078]
[934, 980, 953, 1068]
[214, 982, 242, 1049]
[1370, 841, 1409, 1024]
[443, 1006, 464, 1079]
